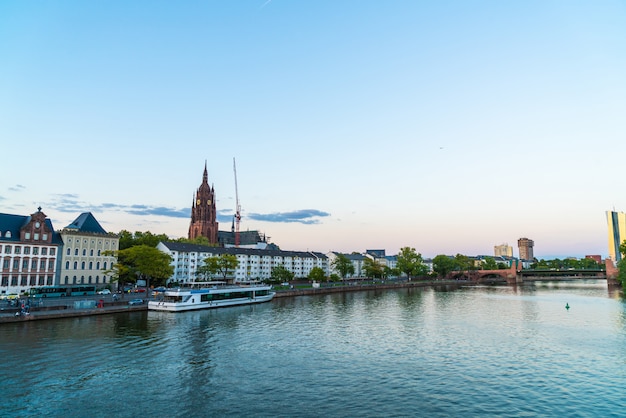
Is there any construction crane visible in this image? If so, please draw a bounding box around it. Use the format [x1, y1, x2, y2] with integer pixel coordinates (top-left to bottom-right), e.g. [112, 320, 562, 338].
[233, 157, 241, 247]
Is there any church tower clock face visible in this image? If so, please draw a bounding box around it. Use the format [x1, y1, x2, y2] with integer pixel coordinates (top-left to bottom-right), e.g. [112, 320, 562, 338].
[197, 199, 201, 205]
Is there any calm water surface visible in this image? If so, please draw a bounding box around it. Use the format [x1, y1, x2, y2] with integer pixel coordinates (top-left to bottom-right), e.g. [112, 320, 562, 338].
[1, 281, 625, 418]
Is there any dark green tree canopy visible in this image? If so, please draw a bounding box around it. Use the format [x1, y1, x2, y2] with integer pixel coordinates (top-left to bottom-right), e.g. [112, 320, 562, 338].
[432, 255, 458, 278]
[331, 254, 355, 279]
[396, 247, 428, 280]
[308, 266, 327, 282]
[118, 230, 171, 250]
[105, 245, 173, 287]
[200, 254, 239, 281]
[362, 257, 384, 279]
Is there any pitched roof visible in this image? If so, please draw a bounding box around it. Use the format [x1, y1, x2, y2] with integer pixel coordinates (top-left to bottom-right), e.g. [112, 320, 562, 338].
[160, 241, 327, 260]
[0, 212, 63, 244]
[64, 212, 108, 234]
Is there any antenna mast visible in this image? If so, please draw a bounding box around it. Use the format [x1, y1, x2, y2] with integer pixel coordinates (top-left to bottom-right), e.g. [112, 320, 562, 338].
[233, 157, 241, 247]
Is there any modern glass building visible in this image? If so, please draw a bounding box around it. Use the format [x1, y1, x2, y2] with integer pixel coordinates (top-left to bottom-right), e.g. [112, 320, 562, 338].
[606, 211, 626, 262]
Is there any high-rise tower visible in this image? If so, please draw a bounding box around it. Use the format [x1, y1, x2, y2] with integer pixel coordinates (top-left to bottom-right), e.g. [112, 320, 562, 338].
[607, 210, 626, 262]
[517, 238, 534, 261]
[188, 162, 218, 243]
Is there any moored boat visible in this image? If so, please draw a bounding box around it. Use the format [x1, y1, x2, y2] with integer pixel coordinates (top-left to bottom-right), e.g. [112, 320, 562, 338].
[148, 283, 275, 312]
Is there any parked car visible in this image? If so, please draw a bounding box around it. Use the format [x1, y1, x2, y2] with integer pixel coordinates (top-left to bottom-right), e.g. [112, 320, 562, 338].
[128, 299, 143, 306]
[97, 289, 111, 295]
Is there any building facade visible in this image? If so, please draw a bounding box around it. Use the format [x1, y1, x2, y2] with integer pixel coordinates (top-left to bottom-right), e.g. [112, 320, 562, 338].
[157, 242, 328, 284]
[58, 212, 119, 287]
[517, 237, 534, 261]
[494, 243, 513, 257]
[606, 210, 626, 262]
[0, 208, 62, 296]
[188, 163, 219, 243]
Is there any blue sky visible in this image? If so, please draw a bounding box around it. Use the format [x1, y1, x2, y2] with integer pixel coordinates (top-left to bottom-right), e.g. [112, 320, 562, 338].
[2, 0, 625, 259]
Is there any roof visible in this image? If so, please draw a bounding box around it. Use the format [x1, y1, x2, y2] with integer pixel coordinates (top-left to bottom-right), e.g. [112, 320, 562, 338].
[63, 212, 108, 234]
[218, 230, 264, 246]
[160, 241, 327, 260]
[0, 212, 63, 245]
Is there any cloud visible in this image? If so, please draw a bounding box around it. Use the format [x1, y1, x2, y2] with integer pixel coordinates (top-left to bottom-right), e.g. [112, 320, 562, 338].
[45, 196, 191, 218]
[248, 209, 330, 224]
[8, 184, 26, 192]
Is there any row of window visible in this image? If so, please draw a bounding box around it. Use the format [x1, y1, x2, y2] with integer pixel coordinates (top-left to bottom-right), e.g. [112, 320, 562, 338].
[2, 259, 55, 270]
[64, 238, 114, 247]
[66, 248, 111, 257]
[23, 232, 48, 241]
[1, 275, 54, 287]
[64, 261, 108, 270]
[2, 245, 56, 256]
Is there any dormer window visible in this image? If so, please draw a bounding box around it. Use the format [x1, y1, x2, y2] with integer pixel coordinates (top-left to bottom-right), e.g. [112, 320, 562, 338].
[5, 231, 11, 238]
[25, 232, 31, 239]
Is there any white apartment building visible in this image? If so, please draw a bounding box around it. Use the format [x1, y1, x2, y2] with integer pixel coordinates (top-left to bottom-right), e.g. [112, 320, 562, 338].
[157, 242, 328, 284]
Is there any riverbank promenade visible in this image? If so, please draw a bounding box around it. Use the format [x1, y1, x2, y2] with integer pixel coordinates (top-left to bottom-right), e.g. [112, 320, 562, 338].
[0, 279, 467, 324]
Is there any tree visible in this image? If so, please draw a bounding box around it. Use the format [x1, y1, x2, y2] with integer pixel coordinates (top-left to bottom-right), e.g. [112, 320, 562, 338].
[331, 254, 355, 279]
[270, 265, 295, 284]
[362, 257, 384, 278]
[308, 267, 327, 282]
[118, 230, 171, 250]
[432, 255, 458, 278]
[396, 247, 428, 280]
[617, 241, 626, 290]
[105, 245, 174, 288]
[202, 254, 239, 281]
[481, 257, 498, 270]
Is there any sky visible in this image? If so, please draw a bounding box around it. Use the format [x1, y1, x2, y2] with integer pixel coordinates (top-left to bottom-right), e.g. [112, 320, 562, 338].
[1, 0, 625, 259]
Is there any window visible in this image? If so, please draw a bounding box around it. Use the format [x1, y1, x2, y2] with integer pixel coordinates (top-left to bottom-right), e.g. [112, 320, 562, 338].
[33, 247, 39, 255]
[46, 276, 52, 286]
[89, 262, 93, 270]
[30, 260, 37, 269]
[11, 276, 17, 286]
[23, 260, 29, 269]
[74, 249, 78, 256]
[41, 248, 47, 256]
[48, 260, 54, 270]
[64, 276, 69, 284]
[96, 262, 100, 270]
[30, 276, 36, 286]
[97, 250, 101, 256]
[4, 246, 11, 254]
[34, 233, 39, 240]
[67, 248, 71, 256]
[38, 277, 44, 286]
[3, 260, 8, 269]
[73, 262, 78, 269]
[24, 247, 30, 255]
[42, 234, 48, 240]
[82, 249, 86, 256]
[65, 261, 70, 269]
[104, 262, 108, 269]
[1, 276, 7, 286]
[5, 231, 11, 238]
[14, 247, 21, 254]
[73, 276, 77, 284]
[90, 249, 93, 256]
[40, 260, 46, 270]
[20, 276, 27, 286]
[81, 262, 85, 269]
[50, 248, 55, 256]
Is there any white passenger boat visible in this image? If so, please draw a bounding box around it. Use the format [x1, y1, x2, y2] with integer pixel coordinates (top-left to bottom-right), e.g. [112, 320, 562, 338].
[147, 283, 275, 312]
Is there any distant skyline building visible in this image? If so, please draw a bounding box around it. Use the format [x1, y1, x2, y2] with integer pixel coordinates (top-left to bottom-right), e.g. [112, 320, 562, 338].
[494, 243, 513, 257]
[606, 210, 626, 262]
[517, 238, 534, 260]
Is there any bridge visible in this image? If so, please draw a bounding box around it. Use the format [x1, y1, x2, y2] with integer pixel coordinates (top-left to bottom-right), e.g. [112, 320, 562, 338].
[447, 259, 619, 287]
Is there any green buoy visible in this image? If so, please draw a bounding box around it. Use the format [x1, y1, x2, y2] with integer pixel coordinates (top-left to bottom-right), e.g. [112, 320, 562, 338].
[565, 303, 570, 310]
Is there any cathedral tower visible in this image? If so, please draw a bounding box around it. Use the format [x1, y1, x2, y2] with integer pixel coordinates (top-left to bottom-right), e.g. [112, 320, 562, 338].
[188, 162, 219, 243]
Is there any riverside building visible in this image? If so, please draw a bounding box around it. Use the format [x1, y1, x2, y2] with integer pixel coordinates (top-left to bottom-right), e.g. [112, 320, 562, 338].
[57, 212, 118, 287]
[517, 238, 534, 261]
[157, 241, 328, 284]
[0, 207, 62, 296]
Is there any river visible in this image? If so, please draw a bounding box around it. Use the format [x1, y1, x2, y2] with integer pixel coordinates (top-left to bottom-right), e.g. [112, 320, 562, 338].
[1, 280, 624, 417]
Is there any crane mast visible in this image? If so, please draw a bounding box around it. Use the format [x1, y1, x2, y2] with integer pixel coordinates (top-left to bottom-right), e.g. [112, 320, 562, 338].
[233, 157, 241, 247]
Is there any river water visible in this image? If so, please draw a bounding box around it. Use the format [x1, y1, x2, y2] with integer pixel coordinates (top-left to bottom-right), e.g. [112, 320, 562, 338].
[1, 281, 625, 418]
